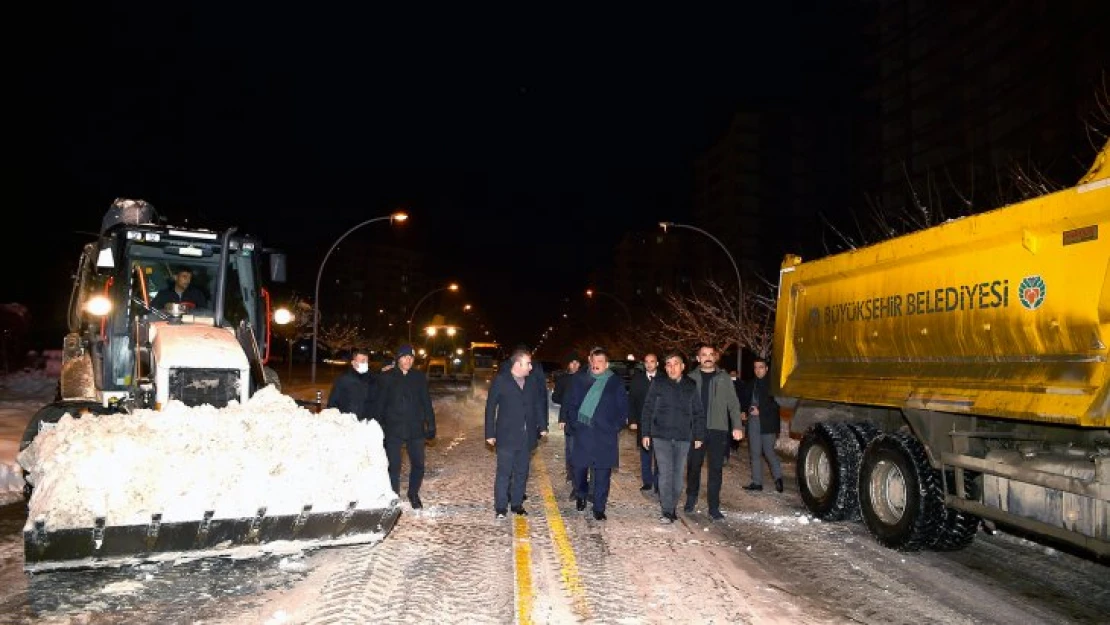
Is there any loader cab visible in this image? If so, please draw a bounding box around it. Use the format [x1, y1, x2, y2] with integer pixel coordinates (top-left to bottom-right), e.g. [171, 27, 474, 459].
[71, 217, 285, 408]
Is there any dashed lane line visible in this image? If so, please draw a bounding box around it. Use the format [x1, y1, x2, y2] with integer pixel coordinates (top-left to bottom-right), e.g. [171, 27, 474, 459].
[534, 456, 591, 621]
[512, 514, 534, 625]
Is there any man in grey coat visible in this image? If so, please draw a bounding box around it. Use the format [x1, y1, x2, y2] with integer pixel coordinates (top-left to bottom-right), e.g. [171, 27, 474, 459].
[685, 344, 744, 520]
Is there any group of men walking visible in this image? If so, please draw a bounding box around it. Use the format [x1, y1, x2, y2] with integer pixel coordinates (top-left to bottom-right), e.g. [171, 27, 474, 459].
[557, 344, 783, 524]
[329, 340, 782, 525]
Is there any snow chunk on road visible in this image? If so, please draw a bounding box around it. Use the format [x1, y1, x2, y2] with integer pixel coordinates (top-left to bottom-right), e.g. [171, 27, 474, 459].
[18, 386, 396, 531]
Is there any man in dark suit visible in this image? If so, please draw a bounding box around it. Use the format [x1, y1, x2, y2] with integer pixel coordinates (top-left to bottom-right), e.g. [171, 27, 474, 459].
[628, 352, 660, 492]
[739, 356, 784, 493]
[485, 347, 548, 518]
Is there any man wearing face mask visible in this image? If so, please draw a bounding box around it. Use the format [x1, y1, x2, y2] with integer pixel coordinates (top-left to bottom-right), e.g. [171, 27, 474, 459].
[327, 347, 378, 422]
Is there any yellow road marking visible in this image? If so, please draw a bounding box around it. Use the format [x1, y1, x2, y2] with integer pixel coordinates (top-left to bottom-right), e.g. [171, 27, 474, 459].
[535, 458, 591, 620]
[513, 514, 533, 625]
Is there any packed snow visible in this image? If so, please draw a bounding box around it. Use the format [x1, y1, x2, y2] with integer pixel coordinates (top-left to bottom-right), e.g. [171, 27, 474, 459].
[17, 385, 397, 531]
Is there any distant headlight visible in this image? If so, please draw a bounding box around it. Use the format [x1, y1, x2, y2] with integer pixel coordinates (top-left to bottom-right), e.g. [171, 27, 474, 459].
[85, 295, 112, 316]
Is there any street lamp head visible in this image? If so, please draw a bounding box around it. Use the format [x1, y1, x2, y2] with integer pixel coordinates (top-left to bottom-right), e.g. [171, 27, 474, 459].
[585, 289, 594, 297]
[448, 283, 460, 292]
[272, 307, 295, 326]
[391, 212, 409, 223]
[658, 221, 673, 232]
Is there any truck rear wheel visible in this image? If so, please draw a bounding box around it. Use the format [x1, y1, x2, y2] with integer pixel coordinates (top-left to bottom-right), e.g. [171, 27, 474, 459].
[797, 422, 862, 521]
[858, 432, 945, 551]
[930, 469, 980, 551]
[846, 421, 882, 449]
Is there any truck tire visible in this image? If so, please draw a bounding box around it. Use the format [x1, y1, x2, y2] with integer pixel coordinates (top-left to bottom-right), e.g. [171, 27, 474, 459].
[797, 422, 862, 521]
[858, 432, 945, 551]
[846, 421, 882, 450]
[930, 469, 980, 551]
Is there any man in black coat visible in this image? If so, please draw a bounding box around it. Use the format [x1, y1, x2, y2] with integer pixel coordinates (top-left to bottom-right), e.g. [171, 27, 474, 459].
[738, 356, 784, 493]
[326, 347, 378, 421]
[552, 351, 582, 482]
[627, 352, 660, 492]
[372, 344, 437, 509]
[485, 348, 548, 518]
[641, 352, 706, 522]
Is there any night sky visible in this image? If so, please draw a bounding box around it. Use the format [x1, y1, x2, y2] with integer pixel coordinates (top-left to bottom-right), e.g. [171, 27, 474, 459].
[14, 5, 846, 347]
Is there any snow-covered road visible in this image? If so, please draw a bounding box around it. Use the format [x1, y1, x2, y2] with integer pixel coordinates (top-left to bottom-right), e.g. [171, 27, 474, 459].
[1, 371, 1107, 624]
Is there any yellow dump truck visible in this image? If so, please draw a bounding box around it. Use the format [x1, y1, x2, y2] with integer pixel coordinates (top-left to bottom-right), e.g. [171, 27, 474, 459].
[773, 139, 1109, 558]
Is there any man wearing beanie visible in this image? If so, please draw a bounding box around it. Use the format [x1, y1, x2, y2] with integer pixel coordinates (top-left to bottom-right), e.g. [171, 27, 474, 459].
[373, 344, 437, 509]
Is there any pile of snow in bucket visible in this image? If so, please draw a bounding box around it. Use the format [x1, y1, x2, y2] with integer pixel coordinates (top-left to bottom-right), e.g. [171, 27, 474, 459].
[18, 386, 396, 531]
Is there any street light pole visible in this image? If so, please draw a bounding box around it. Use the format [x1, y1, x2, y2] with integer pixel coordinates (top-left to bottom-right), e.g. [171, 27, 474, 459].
[312, 212, 408, 384]
[660, 221, 743, 360]
[585, 288, 633, 325]
[407, 283, 460, 346]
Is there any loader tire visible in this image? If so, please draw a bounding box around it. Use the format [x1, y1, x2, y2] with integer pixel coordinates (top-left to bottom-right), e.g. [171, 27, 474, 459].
[263, 366, 282, 392]
[20, 400, 113, 503]
[797, 422, 862, 521]
[20, 400, 110, 452]
[858, 432, 945, 551]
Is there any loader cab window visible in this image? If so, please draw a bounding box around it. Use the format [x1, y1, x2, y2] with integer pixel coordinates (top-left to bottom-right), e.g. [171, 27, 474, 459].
[126, 243, 262, 330]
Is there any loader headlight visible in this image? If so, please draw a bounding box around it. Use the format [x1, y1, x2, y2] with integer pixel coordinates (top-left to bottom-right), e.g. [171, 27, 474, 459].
[85, 295, 113, 316]
[273, 307, 294, 325]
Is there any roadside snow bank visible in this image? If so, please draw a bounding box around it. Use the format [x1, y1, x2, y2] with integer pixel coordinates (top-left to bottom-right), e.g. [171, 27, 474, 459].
[18, 386, 396, 531]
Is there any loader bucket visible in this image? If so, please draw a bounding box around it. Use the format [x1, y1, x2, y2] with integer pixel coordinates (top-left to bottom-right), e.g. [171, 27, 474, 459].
[24, 502, 401, 573]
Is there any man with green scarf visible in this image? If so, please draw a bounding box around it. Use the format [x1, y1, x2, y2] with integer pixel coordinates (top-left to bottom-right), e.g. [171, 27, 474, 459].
[563, 347, 630, 521]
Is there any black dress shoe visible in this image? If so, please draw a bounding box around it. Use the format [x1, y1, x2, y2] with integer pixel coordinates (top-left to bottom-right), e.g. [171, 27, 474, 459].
[742, 483, 763, 491]
[576, 497, 587, 511]
[709, 509, 724, 520]
[774, 478, 784, 493]
[683, 497, 696, 513]
[409, 494, 424, 509]
[511, 506, 528, 516]
[593, 510, 607, 521]
[639, 484, 653, 492]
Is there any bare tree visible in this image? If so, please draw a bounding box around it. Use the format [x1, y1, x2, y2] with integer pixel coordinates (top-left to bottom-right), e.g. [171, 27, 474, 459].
[317, 322, 367, 354]
[645, 279, 777, 359]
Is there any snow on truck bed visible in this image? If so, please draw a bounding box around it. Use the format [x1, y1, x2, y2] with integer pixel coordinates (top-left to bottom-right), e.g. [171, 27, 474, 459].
[18, 386, 397, 531]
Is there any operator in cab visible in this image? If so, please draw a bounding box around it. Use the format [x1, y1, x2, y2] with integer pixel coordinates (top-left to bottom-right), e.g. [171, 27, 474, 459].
[151, 266, 209, 310]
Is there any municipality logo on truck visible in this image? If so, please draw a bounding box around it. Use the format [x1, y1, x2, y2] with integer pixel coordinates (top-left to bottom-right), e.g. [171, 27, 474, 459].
[1018, 275, 1046, 310]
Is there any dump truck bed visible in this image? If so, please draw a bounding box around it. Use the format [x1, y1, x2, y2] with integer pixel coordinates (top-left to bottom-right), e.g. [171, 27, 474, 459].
[773, 141, 1110, 427]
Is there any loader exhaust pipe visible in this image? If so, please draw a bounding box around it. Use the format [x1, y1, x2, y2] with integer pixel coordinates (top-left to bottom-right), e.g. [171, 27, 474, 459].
[214, 227, 237, 328]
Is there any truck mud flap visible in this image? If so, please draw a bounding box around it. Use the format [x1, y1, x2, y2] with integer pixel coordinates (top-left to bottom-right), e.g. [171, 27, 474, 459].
[24, 504, 401, 573]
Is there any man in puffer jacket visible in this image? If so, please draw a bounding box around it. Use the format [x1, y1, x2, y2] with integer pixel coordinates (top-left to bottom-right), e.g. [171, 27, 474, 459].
[641, 352, 706, 523]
